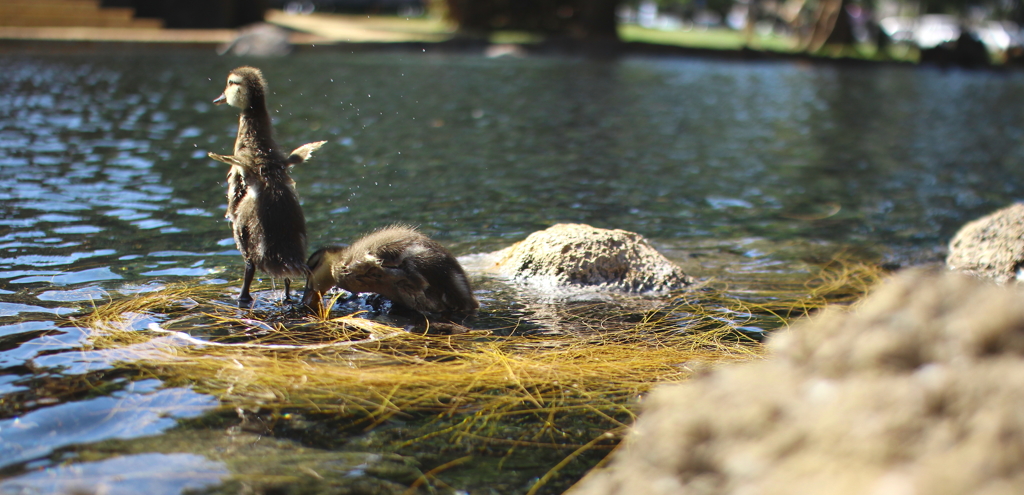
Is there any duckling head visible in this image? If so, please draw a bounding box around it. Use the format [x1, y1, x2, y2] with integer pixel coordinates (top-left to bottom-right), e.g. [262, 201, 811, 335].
[301, 245, 349, 307]
[213, 66, 268, 111]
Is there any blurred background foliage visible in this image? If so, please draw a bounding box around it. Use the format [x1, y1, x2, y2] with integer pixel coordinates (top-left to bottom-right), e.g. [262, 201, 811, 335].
[422, 0, 1024, 63]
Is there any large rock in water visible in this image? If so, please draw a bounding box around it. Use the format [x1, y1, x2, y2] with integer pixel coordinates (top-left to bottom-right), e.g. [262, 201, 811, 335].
[571, 269, 1024, 495]
[492, 223, 693, 294]
[947, 203, 1024, 283]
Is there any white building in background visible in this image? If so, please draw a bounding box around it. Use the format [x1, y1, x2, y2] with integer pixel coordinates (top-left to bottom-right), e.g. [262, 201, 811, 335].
[876, 0, 1022, 52]
[637, 1, 658, 28]
[880, 14, 1021, 52]
[620, 0, 721, 31]
[977, 21, 1022, 51]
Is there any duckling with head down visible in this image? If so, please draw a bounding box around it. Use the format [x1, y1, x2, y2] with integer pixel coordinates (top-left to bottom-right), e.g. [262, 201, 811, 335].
[209, 66, 326, 306]
[302, 225, 479, 321]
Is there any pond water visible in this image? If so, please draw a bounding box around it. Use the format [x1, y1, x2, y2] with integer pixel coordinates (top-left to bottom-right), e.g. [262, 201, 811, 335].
[2, 48, 1024, 494]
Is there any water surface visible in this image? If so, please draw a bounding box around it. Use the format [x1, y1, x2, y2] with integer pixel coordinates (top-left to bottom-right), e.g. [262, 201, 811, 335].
[2, 49, 1024, 493]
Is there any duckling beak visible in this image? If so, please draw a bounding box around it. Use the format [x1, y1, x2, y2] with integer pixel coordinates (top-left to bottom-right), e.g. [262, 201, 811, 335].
[213, 93, 226, 105]
[300, 288, 319, 308]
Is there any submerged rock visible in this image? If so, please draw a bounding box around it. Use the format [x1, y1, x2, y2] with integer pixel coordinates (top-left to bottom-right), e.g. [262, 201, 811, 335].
[946, 203, 1024, 283]
[491, 223, 693, 295]
[571, 269, 1024, 495]
[217, 23, 292, 57]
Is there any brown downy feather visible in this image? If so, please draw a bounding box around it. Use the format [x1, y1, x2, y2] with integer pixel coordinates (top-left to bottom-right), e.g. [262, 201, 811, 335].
[302, 225, 478, 319]
[209, 66, 325, 304]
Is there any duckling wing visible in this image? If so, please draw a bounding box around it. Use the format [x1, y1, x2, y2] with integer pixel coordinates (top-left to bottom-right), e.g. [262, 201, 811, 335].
[208, 152, 243, 167]
[410, 258, 479, 314]
[378, 267, 454, 314]
[286, 141, 328, 166]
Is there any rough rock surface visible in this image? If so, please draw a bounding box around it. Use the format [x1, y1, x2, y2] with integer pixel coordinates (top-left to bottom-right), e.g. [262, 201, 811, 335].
[491, 223, 693, 294]
[572, 269, 1024, 495]
[947, 203, 1024, 283]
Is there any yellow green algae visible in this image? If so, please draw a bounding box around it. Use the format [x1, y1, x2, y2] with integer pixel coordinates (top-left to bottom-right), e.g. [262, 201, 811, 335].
[57, 255, 883, 494]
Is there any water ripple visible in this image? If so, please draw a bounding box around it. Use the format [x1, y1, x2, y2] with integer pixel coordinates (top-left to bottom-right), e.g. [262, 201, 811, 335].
[10, 266, 121, 284]
[0, 453, 227, 495]
[0, 383, 218, 469]
[0, 302, 75, 317]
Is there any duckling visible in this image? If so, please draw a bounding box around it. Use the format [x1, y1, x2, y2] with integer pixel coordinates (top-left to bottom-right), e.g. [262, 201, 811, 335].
[208, 66, 326, 306]
[301, 225, 479, 320]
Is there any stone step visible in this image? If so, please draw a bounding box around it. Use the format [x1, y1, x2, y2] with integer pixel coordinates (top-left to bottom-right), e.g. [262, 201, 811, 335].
[0, 0, 162, 28]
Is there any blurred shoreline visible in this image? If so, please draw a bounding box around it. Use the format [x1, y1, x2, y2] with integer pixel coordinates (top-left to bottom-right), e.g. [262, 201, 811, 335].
[0, 9, 1016, 71]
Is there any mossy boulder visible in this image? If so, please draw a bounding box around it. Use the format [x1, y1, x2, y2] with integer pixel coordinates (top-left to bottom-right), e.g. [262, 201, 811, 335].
[491, 223, 693, 295]
[947, 203, 1024, 283]
[572, 269, 1024, 495]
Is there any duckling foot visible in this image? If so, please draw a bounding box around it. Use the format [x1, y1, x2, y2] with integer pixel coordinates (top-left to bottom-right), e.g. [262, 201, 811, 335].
[283, 278, 293, 303]
[238, 261, 256, 308]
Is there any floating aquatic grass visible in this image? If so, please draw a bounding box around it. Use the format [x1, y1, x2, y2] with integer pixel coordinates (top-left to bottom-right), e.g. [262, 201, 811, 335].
[68, 256, 885, 493]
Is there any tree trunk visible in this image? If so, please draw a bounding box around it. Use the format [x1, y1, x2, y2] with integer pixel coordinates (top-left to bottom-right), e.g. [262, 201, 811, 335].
[804, 0, 854, 52]
[575, 0, 619, 39]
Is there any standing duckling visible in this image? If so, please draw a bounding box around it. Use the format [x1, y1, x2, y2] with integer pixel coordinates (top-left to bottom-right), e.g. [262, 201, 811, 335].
[209, 66, 326, 306]
[301, 225, 479, 320]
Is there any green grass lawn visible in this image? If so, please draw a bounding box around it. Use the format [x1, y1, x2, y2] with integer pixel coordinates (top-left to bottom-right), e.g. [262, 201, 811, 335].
[288, 11, 917, 62]
[618, 24, 922, 62]
[618, 24, 799, 53]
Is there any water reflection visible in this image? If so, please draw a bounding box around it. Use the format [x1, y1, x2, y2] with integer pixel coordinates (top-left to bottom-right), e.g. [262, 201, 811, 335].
[1, 381, 217, 469]
[0, 453, 226, 495]
[0, 302, 74, 318]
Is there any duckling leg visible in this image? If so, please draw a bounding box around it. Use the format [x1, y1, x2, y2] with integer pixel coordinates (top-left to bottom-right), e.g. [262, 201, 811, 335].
[239, 261, 256, 306]
[284, 278, 292, 302]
